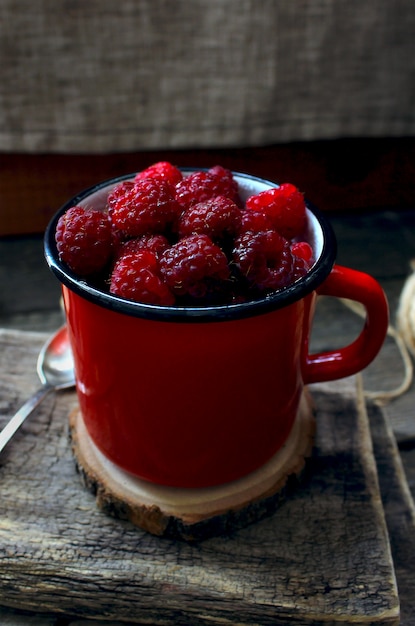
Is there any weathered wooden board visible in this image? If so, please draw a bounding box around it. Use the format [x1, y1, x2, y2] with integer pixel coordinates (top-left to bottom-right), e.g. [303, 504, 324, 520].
[366, 400, 415, 626]
[0, 329, 399, 625]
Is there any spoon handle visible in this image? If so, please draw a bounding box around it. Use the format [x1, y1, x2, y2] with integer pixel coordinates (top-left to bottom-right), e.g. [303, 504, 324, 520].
[0, 384, 52, 454]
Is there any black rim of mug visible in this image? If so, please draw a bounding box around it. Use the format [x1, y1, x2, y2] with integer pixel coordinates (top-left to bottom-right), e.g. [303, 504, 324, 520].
[44, 170, 337, 323]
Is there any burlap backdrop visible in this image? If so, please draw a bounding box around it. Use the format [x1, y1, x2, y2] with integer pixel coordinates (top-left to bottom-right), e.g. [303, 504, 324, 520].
[1, 0, 414, 153]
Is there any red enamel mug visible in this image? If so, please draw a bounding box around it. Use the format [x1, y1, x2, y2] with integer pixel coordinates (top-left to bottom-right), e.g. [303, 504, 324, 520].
[44, 171, 388, 488]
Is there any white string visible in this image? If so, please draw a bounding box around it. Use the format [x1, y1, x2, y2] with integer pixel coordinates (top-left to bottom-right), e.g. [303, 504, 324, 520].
[339, 269, 414, 405]
[397, 260, 415, 358]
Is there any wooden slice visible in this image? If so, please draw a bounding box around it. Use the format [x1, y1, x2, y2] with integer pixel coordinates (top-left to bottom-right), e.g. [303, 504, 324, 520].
[69, 389, 315, 541]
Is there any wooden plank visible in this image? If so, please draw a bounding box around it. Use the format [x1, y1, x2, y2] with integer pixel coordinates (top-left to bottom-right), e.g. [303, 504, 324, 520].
[1, 137, 415, 236]
[0, 329, 399, 625]
[367, 401, 415, 625]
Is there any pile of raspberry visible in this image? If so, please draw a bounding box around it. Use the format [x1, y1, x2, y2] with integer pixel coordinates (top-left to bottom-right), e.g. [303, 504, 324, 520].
[55, 162, 313, 306]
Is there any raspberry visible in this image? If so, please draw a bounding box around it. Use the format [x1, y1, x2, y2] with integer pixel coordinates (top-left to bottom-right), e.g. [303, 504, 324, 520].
[290, 241, 313, 263]
[175, 167, 240, 210]
[239, 210, 274, 234]
[233, 230, 294, 291]
[208, 165, 240, 200]
[110, 226, 127, 258]
[291, 256, 310, 283]
[178, 196, 242, 241]
[108, 178, 182, 237]
[115, 234, 170, 260]
[159, 234, 230, 299]
[246, 183, 307, 239]
[107, 181, 135, 210]
[55, 206, 113, 276]
[110, 250, 175, 305]
[290, 241, 313, 282]
[134, 161, 183, 186]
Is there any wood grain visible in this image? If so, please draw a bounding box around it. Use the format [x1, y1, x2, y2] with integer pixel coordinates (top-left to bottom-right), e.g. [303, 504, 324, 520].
[367, 400, 415, 625]
[0, 329, 400, 624]
[1, 137, 415, 236]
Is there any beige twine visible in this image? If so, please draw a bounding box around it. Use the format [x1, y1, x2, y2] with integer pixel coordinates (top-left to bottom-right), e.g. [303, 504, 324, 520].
[396, 260, 415, 359]
[339, 261, 415, 406]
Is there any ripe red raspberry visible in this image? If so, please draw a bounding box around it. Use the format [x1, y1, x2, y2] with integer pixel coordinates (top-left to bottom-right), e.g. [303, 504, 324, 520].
[115, 234, 170, 260]
[290, 241, 313, 263]
[108, 178, 182, 237]
[208, 165, 240, 203]
[233, 230, 294, 291]
[134, 161, 183, 186]
[110, 225, 127, 258]
[290, 241, 313, 282]
[178, 196, 242, 241]
[159, 234, 230, 299]
[107, 181, 135, 210]
[55, 206, 113, 276]
[291, 256, 310, 283]
[239, 210, 274, 234]
[175, 167, 240, 210]
[110, 250, 175, 305]
[246, 183, 307, 239]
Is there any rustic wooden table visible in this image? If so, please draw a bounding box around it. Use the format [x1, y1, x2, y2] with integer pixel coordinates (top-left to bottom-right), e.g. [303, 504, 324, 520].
[0, 208, 414, 625]
[1, 138, 415, 624]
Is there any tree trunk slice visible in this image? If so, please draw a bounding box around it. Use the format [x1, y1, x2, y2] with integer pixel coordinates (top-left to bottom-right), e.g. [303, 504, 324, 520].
[69, 389, 316, 541]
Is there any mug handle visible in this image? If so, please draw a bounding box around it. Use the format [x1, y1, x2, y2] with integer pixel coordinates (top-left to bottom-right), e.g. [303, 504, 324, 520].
[304, 265, 389, 384]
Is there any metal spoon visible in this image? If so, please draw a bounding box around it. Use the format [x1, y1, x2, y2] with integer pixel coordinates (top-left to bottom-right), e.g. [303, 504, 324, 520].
[0, 325, 75, 453]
